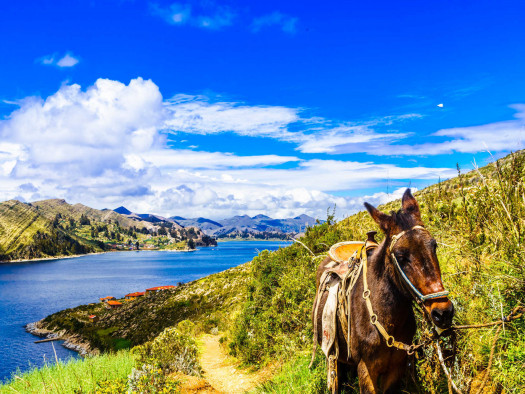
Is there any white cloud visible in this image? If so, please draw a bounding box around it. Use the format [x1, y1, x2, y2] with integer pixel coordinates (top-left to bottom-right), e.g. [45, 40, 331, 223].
[163, 95, 421, 155]
[56, 53, 79, 67]
[252, 12, 298, 34]
[361, 105, 525, 156]
[40, 56, 55, 65]
[39, 52, 79, 68]
[297, 126, 410, 154]
[137, 150, 300, 170]
[164, 94, 300, 139]
[151, 2, 235, 30]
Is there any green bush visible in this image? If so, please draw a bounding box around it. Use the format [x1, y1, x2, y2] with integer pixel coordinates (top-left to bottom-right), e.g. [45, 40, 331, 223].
[229, 217, 338, 365]
[131, 320, 201, 376]
[127, 365, 180, 394]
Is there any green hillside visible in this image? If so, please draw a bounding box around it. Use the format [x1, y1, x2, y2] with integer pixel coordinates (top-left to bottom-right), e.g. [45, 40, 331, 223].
[0, 200, 97, 261]
[3, 151, 524, 393]
[0, 198, 215, 262]
[36, 262, 250, 352]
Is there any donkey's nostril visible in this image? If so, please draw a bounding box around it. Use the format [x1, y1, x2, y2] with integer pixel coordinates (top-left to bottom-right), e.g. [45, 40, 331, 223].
[431, 309, 443, 323]
[431, 303, 455, 328]
[443, 303, 455, 324]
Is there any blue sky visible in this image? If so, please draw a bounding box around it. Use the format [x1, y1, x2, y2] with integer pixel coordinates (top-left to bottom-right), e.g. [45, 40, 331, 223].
[0, 0, 524, 219]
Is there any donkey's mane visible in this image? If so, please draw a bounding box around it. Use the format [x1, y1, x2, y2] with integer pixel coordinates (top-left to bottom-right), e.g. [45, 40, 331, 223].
[390, 208, 419, 230]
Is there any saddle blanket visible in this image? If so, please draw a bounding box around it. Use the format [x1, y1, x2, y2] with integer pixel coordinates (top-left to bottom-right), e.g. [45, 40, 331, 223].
[321, 274, 340, 357]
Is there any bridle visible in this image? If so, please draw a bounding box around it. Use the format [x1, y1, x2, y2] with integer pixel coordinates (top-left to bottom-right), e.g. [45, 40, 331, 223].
[358, 225, 450, 353]
[388, 225, 449, 303]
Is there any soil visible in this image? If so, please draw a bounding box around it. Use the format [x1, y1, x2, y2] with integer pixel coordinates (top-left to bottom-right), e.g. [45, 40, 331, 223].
[179, 334, 271, 393]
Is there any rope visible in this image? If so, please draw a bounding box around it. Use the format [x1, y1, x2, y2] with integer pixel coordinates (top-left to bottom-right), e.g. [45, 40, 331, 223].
[434, 306, 523, 392]
[292, 238, 315, 256]
[435, 341, 462, 394]
[449, 306, 524, 330]
[473, 325, 502, 394]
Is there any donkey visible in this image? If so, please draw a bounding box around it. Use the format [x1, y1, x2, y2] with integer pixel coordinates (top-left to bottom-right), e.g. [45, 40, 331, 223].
[313, 189, 454, 393]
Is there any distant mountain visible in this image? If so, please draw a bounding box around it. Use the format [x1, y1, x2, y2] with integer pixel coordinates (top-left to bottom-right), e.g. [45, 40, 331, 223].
[114, 206, 132, 215]
[34, 199, 164, 231]
[172, 213, 319, 239]
[112, 207, 183, 228]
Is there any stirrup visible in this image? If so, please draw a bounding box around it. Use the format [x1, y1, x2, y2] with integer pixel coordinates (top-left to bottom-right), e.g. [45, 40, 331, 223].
[327, 354, 339, 392]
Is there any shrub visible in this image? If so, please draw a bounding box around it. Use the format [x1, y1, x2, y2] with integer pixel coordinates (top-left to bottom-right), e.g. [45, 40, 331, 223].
[127, 365, 180, 394]
[131, 320, 201, 376]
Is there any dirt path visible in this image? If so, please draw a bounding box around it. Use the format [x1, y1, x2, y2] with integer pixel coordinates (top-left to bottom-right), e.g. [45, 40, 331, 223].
[198, 335, 264, 394]
[178, 334, 274, 393]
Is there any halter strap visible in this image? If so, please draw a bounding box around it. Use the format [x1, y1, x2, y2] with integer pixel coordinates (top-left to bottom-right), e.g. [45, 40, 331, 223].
[389, 225, 449, 303]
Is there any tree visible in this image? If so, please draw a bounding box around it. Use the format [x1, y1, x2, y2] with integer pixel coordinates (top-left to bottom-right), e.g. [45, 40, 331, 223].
[80, 214, 91, 226]
[135, 241, 140, 250]
[188, 239, 195, 249]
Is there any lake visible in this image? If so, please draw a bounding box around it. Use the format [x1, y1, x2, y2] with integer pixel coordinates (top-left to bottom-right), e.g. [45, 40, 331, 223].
[0, 241, 290, 382]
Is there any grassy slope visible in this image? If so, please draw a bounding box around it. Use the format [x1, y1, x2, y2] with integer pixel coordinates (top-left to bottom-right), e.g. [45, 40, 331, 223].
[232, 151, 525, 393]
[0, 351, 133, 393]
[38, 262, 251, 352]
[0, 200, 98, 260]
[0, 200, 51, 255]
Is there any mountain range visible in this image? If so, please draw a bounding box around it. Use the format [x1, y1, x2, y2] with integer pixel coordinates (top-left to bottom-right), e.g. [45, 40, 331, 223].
[114, 207, 319, 239]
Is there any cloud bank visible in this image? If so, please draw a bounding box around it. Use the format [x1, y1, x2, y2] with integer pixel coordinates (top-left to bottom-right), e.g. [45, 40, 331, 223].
[2, 77, 517, 219]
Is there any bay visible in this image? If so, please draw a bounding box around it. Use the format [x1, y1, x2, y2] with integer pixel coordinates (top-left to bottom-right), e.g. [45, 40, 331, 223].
[0, 240, 290, 382]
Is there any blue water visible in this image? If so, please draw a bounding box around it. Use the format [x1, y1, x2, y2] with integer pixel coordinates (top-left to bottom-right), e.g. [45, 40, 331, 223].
[0, 241, 290, 382]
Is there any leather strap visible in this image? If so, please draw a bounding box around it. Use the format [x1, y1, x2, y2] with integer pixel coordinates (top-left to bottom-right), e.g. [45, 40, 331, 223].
[361, 244, 414, 352]
[389, 226, 450, 303]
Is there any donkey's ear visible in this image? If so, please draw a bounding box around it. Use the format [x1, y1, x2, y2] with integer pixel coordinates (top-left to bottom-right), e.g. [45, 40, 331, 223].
[364, 202, 391, 232]
[402, 188, 420, 218]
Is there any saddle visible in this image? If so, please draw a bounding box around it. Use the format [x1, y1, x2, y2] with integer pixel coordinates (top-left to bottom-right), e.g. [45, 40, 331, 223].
[311, 232, 379, 391]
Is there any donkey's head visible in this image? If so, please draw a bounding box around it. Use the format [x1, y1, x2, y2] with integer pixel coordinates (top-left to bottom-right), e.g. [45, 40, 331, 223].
[364, 189, 454, 329]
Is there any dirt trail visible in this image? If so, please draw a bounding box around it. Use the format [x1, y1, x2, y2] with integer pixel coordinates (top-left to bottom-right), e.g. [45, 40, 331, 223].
[179, 334, 266, 393]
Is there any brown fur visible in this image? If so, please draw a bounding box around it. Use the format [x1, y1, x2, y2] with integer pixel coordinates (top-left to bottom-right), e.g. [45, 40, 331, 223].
[313, 189, 454, 393]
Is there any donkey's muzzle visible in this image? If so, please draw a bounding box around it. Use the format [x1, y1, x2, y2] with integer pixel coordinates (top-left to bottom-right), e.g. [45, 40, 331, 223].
[430, 301, 455, 328]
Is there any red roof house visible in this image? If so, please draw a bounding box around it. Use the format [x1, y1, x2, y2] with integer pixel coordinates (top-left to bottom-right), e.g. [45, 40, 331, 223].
[106, 300, 123, 309]
[145, 285, 175, 295]
[125, 292, 145, 300]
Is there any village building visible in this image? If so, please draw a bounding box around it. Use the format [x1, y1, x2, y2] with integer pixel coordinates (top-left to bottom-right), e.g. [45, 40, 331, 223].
[145, 285, 175, 295]
[88, 315, 99, 323]
[99, 296, 116, 303]
[125, 291, 145, 300]
[106, 300, 123, 309]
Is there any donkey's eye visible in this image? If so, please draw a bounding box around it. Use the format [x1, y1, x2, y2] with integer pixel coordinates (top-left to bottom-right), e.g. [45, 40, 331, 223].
[394, 249, 410, 263]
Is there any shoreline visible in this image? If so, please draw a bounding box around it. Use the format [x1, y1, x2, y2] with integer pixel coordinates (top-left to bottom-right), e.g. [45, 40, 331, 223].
[216, 238, 292, 243]
[25, 321, 98, 357]
[0, 251, 110, 264]
[0, 247, 201, 264]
